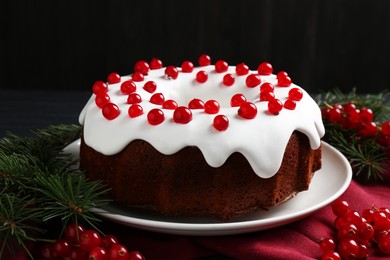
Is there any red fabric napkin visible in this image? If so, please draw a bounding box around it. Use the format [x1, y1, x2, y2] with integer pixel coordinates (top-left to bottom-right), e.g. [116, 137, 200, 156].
[106, 166, 390, 260]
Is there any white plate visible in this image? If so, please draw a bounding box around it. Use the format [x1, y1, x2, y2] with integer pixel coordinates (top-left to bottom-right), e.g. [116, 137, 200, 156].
[65, 141, 352, 236]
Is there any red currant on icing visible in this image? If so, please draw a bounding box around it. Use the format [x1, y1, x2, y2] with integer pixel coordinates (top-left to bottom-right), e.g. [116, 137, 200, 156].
[131, 71, 144, 82]
[382, 121, 390, 135]
[204, 100, 220, 114]
[198, 54, 211, 66]
[213, 115, 229, 131]
[143, 80, 157, 93]
[127, 93, 142, 104]
[284, 99, 296, 110]
[222, 73, 235, 86]
[246, 74, 261, 88]
[196, 70, 208, 83]
[162, 99, 178, 110]
[89, 247, 107, 260]
[288, 88, 303, 101]
[120, 80, 137, 94]
[235, 63, 249, 76]
[79, 230, 102, 252]
[107, 72, 121, 84]
[95, 93, 110, 108]
[128, 104, 143, 118]
[147, 109, 164, 125]
[173, 106, 192, 124]
[259, 91, 275, 102]
[268, 99, 283, 115]
[215, 60, 228, 73]
[278, 76, 292, 87]
[149, 93, 165, 105]
[238, 102, 257, 119]
[109, 244, 129, 260]
[150, 58, 163, 70]
[257, 62, 273, 75]
[260, 82, 274, 93]
[277, 71, 289, 79]
[92, 81, 108, 95]
[188, 98, 205, 109]
[165, 65, 179, 79]
[181, 61, 194, 72]
[134, 60, 150, 75]
[102, 103, 120, 120]
[230, 93, 247, 107]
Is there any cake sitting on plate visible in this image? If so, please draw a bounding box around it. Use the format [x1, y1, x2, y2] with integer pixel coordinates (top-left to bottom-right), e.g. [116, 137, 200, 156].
[78, 54, 325, 221]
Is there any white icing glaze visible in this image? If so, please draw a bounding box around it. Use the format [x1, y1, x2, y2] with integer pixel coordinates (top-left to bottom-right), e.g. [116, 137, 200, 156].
[79, 65, 325, 178]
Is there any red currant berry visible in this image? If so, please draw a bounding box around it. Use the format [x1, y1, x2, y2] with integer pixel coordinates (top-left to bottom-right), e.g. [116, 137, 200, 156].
[120, 80, 137, 94]
[107, 72, 121, 84]
[131, 71, 144, 82]
[371, 211, 390, 231]
[165, 65, 179, 79]
[257, 62, 273, 75]
[381, 121, 390, 135]
[92, 81, 108, 95]
[89, 247, 107, 260]
[378, 231, 390, 254]
[235, 63, 249, 75]
[284, 99, 296, 110]
[328, 107, 342, 124]
[246, 74, 261, 88]
[162, 99, 178, 110]
[109, 244, 129, 260]
[143, 80, 157, 93]
[277, 75, 292, 87]
[379, 207, 390, 219]
[181, 61, 194, 72]
[238, 102, 257, 119]
[343, 103, 356, 114]
[52, 239, 71, 257]
[357, 221, 374, 240]
[321, 251, 341, 260]
[268, 99, 283, 115]
[95, 94, 110, 108]
[260, 82, 274, 93]
[150, 93, 165, 105]
[337, 239, 359, 259]
[213, 115, 229, 131]
[128, 251, 145, 260]
[259, 91, 275, 102]
[198, 54, 211, 66]
[102, 103, 120, 120]
[276, 71, 288, 79]
[358, 122, 378, 137]
[319, 238, 336, 254]
[331, 199, 350, 217]
[230, 94, 247, 107]
[362, 208, 375, 223]
[64, 223, 86, 245]
[128, 104, 143, 118]
[288, 88, 303, 101]
[150, 58, 163, 70]
[188, 98, 205, 109]
[147, 109, 164, 125]
[215, 60, 228, 73]
[196, 70, 208, 83]
[359, 107, 374, 123]
[127, 93, 142, 104]
[204, 100, 220, 114]
[68, 246, 88, 259]
[343, 211, 362, 227]
[40, 243, 54, 259]
[134, 60, 150, 75]
[101, 234, 119, 250]
[356, 244, 368, 259]
[335, 216, 350, 230]
[337, 224, 358, 240]
[222, 73, 235, 86]
[79, 230, 102, 252]
[173, 106, 192, 124]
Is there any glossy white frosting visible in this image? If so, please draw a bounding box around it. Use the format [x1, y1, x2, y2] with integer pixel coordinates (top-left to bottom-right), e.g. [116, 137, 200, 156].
[79, 65, 325, 178]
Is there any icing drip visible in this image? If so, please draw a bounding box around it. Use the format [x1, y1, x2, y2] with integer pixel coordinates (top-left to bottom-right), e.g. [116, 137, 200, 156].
[79, 65, 325, 178]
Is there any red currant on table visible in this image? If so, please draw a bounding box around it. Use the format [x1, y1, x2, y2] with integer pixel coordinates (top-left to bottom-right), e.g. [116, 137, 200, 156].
[107, 72, 121, 84]
[89, 246, 107, 260]
[52, 239, 71, 257]
[65, 223, 86, 245]
[222, 73, 235, 86]
[257, 62, 273, 75]
[134, 60, 150, 75]
[238, 102, 257, 119]
[267, 99, 283, 115]
[337, 239, 359, 259]
[331, 199, 350, 217]
[101, 234, 119, 250]
[181, 60, 194, 72]
[319, 238, 336, 254]
[188, 98, 205, 109]
[173, 106, 192, 124]
[102, 103, 120, 120]
[215, 60, 228, 73]
[230, 94, 247, 107]
[147, 108, 165, 125]
[143, 80, 157, 93]
[109, 244, 129, 260]
[150, 58, 163, 70]
[79, 230, 102, 252]
[120, 80, 137, 94]
[128, 251, 146, 260]
[196, 70, 208, 83]
[213, 114, 229, 131]
[198, 54, 211, 66]
[165, 65, 179, 79]
[204, 100, 220, 114]
[245, 74, 261, 88]
[235, 63, 249, 75]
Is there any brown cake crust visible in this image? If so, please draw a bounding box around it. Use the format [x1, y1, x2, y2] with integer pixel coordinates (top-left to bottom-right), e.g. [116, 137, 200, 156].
[80, 131, 321, 221]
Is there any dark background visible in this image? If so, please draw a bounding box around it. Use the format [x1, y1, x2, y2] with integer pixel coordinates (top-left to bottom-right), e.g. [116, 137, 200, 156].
[1, 0, 390, 93]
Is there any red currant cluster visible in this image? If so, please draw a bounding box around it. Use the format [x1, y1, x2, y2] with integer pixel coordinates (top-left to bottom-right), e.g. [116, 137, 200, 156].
[319, 199, 390, 259]
[322, 103, 390, 147]
[37, 223, 145, 260]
